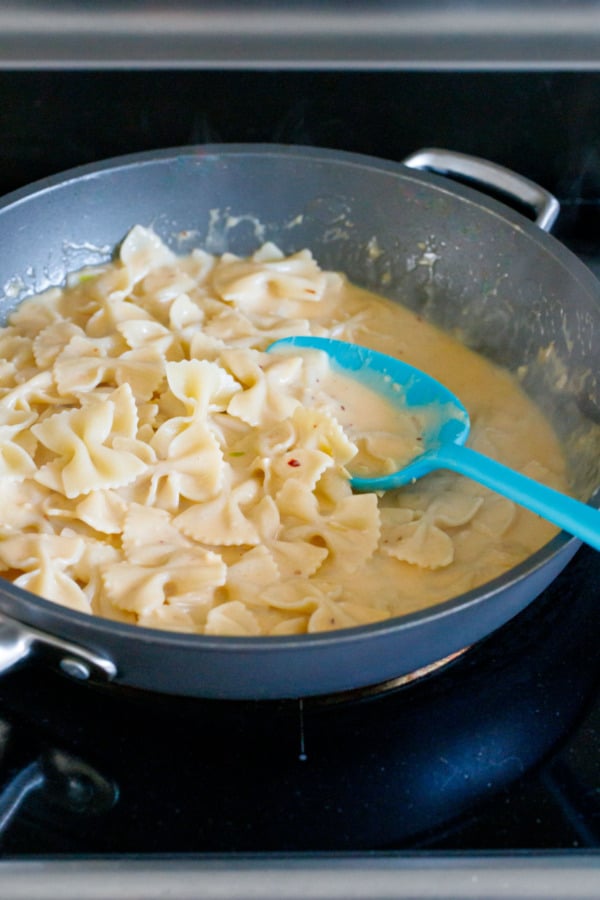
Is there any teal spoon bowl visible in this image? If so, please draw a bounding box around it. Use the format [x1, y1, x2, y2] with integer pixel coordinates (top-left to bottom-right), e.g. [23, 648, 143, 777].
[268, 336, 600, 553]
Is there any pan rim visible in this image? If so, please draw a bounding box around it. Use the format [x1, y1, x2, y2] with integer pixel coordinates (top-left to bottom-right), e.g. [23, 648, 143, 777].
[2, 141, 599, 317]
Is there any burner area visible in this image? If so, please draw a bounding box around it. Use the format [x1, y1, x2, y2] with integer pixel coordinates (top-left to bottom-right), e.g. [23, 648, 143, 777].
[0, 546, 597, 854]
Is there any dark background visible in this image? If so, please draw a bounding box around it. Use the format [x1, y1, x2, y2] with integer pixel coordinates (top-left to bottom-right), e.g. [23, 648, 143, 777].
[1, 71, 600, 204]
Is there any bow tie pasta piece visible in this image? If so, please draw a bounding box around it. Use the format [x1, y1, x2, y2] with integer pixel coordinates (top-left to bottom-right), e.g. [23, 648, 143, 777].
[137, 605, 200, 633]
[164, 358, 242, 420]
[85, 229, 194, 338]
[121, 504, 184, 561]
[0, 532, 83, 572]
[351, 427, 424, 478]
[84, 279, 157, 339]
[75, 490, 129, 535]
[92, 383, 141, 439]
[202, 304, 313, 350]
[223, 545, 280, 609]
[0, 408, 38, 480]
[174, 468, 262, 546]
[72, 538, 130, 623]
[0, 481, 54, 534]
[211, 245, 332, 317]
[204, 600, 263, 637]
[201, 308, 257, 345]
[0, 440, 37, 482]
[117, 506, 226, 625]
[54, 334, 165, 403]
[0, 361, 17, 393]
[380, 491, 483, 569]
[313, 465, 355, 507]
[470, 493, 517, 537]
[287, 407, 358, 467]
[104, 507, 228, 619]
[8, 288, 65, 337]
[0, 370, 57, 415]
[0, 532, 89, 613]
[15, 566, 89, 614]
[307, 595, 390, 633]
[269, 616, 313, 636]
[103, 565, 171, 615]
[259, 577, 342, 615]
[103, 546, 226, 617]
[135, 265, 200, 309]
[263, 447, 337, 498]
[108, 346, 167, 403]
[117, 319, 184, 359]
[53, 335, 124, 395]
[225, 575, 378, 635]
[243, 406, 352, 498]
[168, 293, 205, 332]
[254, 418, 297, 457]
[247, 495, 328, 579]
[33, 321, 85, 368]
[121, 503, 221, 570]
[119, 224, 177, 284]
[213, 546, 318, 634]
[278, 482, 381, 576]
[32, 385, 152, 499]
[147, 418, 224, 508]
[335, 600, 390, 627]
[0, 329, 36, 372]
[189, 331, 227, 362]
[86, 295, 154, 340]
[223, 348, 304, 427]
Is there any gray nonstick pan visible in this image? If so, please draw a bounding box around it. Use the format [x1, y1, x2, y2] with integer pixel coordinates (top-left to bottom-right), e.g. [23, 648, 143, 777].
[0, 144, 597, 700]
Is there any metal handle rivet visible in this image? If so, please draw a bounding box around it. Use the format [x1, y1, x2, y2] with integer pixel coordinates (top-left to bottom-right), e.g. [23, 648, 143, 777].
[59, 658, 91, 680]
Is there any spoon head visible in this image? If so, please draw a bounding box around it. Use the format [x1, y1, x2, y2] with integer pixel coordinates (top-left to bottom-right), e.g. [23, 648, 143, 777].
[267, 336, 470, 491]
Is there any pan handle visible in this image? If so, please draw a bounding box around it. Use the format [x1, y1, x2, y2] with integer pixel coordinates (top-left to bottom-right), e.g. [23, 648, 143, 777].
[0, 613, 116, 683]
[402, 148, 560, 232]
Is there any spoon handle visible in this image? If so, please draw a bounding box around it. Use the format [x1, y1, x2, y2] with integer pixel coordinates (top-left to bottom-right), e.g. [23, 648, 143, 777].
[434, 443, 600, 552]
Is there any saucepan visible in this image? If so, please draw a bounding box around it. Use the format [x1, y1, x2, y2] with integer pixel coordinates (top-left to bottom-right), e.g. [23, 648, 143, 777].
[0, 144, 597, 699]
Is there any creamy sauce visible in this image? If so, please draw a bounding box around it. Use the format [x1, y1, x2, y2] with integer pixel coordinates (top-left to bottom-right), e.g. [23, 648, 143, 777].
[0, 231, 569, 635]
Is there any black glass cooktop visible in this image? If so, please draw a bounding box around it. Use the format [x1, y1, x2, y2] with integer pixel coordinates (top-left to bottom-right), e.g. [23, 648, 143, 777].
[0, 542, 596, 855]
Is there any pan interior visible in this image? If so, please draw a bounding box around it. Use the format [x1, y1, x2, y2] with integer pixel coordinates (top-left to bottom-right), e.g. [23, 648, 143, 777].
[0, 145, 596, 696]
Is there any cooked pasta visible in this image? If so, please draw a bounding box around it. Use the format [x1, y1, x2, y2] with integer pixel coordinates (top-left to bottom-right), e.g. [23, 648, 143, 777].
[0, 227, 568, 635]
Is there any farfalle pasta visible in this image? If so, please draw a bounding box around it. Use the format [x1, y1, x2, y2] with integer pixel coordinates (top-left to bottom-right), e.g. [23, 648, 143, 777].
[0, 227, 569, 634]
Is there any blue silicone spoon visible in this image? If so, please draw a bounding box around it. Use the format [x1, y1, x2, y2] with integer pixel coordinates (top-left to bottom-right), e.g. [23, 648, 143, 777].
[268, 336, 600, 552]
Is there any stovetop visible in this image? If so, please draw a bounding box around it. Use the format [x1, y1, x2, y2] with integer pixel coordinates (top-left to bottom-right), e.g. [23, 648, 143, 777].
[0, 66, 599, 897]
[0, 543, 597, 858]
